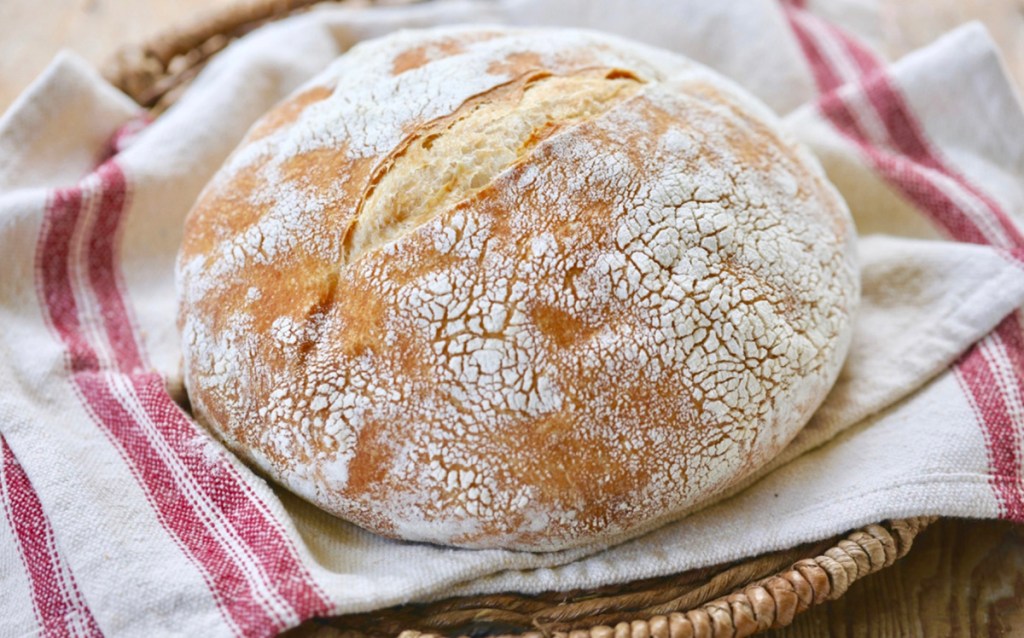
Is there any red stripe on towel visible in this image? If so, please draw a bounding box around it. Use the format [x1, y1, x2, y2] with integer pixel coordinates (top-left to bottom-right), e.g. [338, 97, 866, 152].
[956, 331, 1024, 520]
[87, 145, 332, 629]
[783, 1, 1024, 519]
[36, 149, 331, 636]
[1, 436, 103, 637]
[86, 163, 143, 373]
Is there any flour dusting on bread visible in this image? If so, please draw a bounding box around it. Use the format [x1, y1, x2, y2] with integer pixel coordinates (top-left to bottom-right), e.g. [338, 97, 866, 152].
[177, 26, 858, 551]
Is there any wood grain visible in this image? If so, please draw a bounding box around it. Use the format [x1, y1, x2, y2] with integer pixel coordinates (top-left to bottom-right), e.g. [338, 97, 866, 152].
[0, 0, 237, 111]
[1, 2, 1023, 637]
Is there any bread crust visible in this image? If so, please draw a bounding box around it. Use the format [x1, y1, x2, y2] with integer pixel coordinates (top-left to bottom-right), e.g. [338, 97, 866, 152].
[177, 26, 859, 551]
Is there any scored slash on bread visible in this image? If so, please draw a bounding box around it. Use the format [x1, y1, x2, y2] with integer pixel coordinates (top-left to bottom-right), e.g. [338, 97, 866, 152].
[176, 26, 858, 552]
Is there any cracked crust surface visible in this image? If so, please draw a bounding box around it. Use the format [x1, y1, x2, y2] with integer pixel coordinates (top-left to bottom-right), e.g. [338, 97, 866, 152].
[176, 26, 859, 551]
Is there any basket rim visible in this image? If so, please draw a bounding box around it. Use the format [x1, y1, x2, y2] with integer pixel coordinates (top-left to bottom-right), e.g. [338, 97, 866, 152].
[320, 517, 936, 637]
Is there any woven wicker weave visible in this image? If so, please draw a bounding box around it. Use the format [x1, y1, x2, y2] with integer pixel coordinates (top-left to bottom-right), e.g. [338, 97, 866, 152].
[299, 517, 936, 638]
[102, 2, 937, 635]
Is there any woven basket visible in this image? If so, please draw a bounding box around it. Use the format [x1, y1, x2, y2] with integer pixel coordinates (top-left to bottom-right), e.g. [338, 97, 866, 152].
[102, 2, 936, 636]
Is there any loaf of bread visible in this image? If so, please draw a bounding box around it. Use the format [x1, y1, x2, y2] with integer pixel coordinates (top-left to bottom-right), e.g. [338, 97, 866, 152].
[177, 26, 858, 551]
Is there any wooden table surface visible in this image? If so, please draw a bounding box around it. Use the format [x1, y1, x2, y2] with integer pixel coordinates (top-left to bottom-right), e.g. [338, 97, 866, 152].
[2, 1, 1022, 636]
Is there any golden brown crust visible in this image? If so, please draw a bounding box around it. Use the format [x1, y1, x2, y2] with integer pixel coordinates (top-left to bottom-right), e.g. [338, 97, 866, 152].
[177, 27, 858, 551]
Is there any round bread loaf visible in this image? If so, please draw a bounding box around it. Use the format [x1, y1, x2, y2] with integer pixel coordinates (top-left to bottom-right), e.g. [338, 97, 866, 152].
[177, 26, 859, 551]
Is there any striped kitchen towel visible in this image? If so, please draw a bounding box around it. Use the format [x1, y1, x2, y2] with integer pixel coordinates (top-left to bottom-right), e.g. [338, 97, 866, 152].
[1, 0, 1023, 635]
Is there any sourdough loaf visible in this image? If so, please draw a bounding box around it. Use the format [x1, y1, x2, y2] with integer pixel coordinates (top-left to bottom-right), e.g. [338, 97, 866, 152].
[177, 26, 859, 551]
